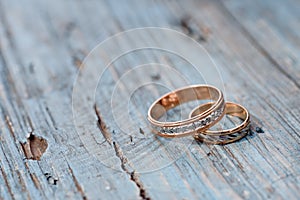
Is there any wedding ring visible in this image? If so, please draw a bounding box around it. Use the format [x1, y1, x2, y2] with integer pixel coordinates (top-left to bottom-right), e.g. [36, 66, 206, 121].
[147, 85, 225, 137]
[190, 102, 250, 144]
[194, 128, 249, 145]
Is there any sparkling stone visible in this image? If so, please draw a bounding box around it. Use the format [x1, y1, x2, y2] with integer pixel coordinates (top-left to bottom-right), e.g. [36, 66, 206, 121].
[182, 125, 189, 132]
[211, 112, 216, 118]
[160, 128, 166, 133]
[206, 116, 211, 124]
[186, 123, 195, 130]
[165, 128, 172, 134]
[178, 126, 184, 132]
[194, 121, 201, 128]
[194, 121, 202, 128]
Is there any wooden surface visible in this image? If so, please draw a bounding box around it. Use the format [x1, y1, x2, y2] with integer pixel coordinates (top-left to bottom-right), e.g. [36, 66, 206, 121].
[0, 0, 299, 199]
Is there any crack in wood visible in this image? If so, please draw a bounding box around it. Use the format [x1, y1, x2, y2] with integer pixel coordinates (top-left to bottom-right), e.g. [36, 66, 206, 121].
[29, 173, 41, 189]
[93, 104, 151, 199]
[5, 115, 16, 141]
[113, 141, 151, 200]
[94, 104, 112, 145]
[112, 141, 128, 171]
[0, 165, 14, 199]
[45, 106, 57, 128]
[67, 165, 87, 200]
[130, 171, 150, 200]
[16, 170, 27, 193]
[22, 159, 47, 198]
[223, 147, 244, 170]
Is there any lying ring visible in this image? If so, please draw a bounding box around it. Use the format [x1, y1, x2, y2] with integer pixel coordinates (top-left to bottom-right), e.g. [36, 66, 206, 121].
[189, 101, 250, 144]
[147, 85, 225, 137]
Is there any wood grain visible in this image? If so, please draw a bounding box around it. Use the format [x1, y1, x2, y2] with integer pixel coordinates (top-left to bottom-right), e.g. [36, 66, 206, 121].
[0, 0, 299, 199]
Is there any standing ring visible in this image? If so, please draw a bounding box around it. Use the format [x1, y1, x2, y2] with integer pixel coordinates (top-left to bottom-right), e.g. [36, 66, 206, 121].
[147, 85, 225, 137]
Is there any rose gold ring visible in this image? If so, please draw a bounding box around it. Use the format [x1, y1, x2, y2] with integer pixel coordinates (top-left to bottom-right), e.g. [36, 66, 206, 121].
[147, 85, 225, 137]
[189, 102, 250, 144]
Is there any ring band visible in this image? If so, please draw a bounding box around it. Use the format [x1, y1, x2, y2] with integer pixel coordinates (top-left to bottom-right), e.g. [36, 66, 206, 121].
[189, 102, 250, 144]
[194, 128, 249, 145]
[147, 85, 225, 137]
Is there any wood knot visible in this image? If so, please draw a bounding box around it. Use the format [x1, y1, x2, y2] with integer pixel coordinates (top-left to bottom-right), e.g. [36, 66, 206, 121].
[21, 133, 48, 161]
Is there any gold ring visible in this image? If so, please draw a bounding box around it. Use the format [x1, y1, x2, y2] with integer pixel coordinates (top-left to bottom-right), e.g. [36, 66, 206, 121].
[194, 128, 249, 145]
[189, 101, 250, 144]
[147, 85, 225, 137]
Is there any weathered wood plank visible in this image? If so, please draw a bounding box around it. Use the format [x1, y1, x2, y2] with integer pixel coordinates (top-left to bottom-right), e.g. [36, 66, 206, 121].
[0, 0, 299, 199]
[222, 0, 300, 87]
[0, 0, 140, 199]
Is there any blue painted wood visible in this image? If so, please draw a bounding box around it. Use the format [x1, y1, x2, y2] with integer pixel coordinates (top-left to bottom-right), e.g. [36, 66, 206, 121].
[0, 0, 299, 199]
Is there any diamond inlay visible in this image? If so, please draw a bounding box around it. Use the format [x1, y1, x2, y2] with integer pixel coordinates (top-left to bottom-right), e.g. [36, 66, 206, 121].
[153, 104, 225, 135]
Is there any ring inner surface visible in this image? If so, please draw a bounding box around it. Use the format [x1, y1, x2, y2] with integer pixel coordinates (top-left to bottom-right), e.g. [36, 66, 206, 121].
[151, 87, 219, 121]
